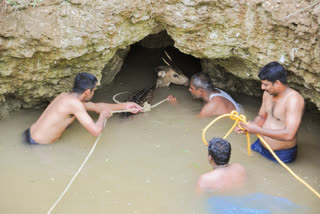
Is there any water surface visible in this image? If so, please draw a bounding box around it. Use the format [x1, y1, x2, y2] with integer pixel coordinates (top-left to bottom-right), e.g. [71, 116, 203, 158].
[0, 47, 319, 214]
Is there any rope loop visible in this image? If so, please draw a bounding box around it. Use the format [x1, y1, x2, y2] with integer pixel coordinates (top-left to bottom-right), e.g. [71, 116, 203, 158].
[238, 114, 247, 131]
[229, 110, 239, 120]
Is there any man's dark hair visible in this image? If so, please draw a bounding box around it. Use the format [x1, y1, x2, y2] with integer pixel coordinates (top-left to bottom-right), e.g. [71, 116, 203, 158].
[208, 137, 231, 165]
[191, 72, 215, 91]
[72, 72, 97, 94]
[258, 61, 287, 84]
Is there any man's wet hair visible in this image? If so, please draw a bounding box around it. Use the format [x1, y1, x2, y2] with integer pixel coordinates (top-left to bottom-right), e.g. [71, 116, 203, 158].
[258, 61, 287, 84]
[72, 72, 98, 94]
[191, 72, 215, 91]
[208, 137, 231, 165]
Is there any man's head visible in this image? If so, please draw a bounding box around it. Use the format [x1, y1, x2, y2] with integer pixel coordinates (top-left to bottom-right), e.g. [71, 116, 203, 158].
[208, 137, 231, 166]
[189, 72, 214, 98]
[72, 72, 98, 101]
[258, 62, 287, 95]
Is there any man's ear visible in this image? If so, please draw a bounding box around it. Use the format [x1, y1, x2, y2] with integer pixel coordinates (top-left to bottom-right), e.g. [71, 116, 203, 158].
[84, 88, 91, 96]
[274, 80, 281, 87]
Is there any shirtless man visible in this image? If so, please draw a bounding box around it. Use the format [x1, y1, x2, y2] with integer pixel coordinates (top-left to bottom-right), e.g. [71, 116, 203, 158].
[196, 137, 247, 193]
[24, 72, 142, 144]
[168, 72, 240, 118]
[235, 62, 305, 163]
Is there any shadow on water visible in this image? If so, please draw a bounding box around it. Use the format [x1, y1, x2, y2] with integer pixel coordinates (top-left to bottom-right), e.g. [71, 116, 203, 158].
[0, 45, 319, 214]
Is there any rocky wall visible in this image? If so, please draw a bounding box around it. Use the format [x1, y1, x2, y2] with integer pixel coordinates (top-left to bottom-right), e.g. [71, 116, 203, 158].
[0, 0, 319, 118]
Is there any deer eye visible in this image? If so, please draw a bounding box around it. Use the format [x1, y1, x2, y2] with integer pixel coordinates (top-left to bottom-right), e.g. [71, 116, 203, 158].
[173, 74, 179, 78]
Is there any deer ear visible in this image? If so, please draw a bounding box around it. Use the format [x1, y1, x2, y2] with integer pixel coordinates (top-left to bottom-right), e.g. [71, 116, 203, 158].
[158, 71, 166, 77]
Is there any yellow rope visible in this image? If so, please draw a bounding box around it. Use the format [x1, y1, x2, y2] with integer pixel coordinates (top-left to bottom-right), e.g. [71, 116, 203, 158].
[201, 111, 252, 156]
[202, 110, 320, 199]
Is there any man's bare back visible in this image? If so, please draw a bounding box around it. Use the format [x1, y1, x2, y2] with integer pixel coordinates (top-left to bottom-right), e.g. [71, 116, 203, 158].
[196, 138, 247, 193]
[26, 72, 142, 144]
[197, 163, 247, 192]
[31, 93, 83, 144]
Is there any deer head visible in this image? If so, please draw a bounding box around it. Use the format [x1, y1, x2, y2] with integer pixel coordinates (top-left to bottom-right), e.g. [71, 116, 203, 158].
[155, 51, 189, 88]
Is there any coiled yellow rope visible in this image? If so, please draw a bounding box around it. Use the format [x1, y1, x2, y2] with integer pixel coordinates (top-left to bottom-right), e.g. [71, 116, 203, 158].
[202, 110, 320, 199]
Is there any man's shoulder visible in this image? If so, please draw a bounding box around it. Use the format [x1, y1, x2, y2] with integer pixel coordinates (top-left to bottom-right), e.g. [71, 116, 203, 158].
[199, 170, 219, 179]
[209, 94, 229, 103]
[229, 163, 246, 173]
[198, 171, 220, 188]
[53, 93, 83, 109]
[284, 88, 305, 108]
[288, 88, 304, 99]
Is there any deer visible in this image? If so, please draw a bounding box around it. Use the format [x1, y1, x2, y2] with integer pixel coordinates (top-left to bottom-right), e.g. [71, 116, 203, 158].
[113, 51, 189, 118]
[154, 51, 189, 87]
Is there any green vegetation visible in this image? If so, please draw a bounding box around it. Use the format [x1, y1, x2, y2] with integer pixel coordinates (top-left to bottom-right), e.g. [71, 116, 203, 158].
[4, 0, 17, 5]
[32, 0, 42, 8]
[1, 0, 43, 8]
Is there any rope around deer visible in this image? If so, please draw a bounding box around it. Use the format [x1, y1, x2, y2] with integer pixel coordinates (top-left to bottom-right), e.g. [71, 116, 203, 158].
[47, 98, 168, 214]
[202, 110, 320, 199]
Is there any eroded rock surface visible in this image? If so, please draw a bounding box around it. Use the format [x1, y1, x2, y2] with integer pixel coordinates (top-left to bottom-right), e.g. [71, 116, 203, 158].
[0, 0, 319, 117]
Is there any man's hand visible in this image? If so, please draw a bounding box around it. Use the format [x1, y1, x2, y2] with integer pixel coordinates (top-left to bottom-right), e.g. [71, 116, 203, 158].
[123, 102, 142, 114]
[234, 125, 247, 135]
[101, 108, 113, 119]
[237, 121, 260, 134]
[167, 95, 177, 105]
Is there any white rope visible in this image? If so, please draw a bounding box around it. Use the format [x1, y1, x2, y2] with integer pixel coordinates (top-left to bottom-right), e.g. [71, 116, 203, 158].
[47, 98, 168, 214]
[47, 119, 107, 214]
[111, 98, 169, 114]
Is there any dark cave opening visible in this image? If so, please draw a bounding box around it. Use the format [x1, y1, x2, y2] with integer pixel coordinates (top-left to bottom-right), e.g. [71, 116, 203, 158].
[100, 30, 320, 114]
[111, 31, 202, 91]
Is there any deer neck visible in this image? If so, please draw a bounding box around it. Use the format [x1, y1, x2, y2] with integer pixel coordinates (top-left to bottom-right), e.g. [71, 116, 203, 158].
[156, 78, 171, 88]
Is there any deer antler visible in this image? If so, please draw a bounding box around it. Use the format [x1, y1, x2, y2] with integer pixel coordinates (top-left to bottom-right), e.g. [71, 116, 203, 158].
[164, 51, 173, 61]
[162, 57, 170, 66]
[162, 50, 182, 74]
[162, 51, 174, 67]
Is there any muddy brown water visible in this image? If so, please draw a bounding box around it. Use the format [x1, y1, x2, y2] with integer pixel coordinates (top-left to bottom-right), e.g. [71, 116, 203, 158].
[0, 46, 319, 214]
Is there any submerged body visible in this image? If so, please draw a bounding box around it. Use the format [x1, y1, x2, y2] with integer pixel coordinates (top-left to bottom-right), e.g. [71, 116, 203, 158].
[112, 51, 188, 119]
[197, 138, 247, 193]
[168, 73, 240, 118]
[118, 87, 155, 119]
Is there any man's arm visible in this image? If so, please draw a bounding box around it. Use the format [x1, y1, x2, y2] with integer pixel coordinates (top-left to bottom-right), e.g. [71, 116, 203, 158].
[235, 92, 267, 134]
[241, 94, 305, 141]
[83, 102, 142, 114]
[197, 101, 218, 118]
[82, 102, 112, 113]
[73, 101, 110, 136]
